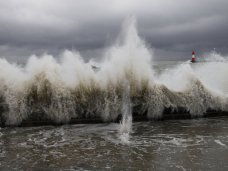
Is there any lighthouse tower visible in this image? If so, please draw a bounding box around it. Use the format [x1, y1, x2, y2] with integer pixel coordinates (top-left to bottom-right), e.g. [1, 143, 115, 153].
[191, 51, 196, 63]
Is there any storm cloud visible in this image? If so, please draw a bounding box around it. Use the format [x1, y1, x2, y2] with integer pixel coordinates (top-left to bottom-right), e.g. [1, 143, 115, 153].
[0, 0, 228, 62]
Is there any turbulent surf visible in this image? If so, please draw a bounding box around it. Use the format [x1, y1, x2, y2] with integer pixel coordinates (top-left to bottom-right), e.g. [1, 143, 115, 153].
[0, 18, 228, 126]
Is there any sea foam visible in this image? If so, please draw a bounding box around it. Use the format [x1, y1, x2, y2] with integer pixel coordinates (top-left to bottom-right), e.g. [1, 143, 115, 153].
[0, 18, 227, 126]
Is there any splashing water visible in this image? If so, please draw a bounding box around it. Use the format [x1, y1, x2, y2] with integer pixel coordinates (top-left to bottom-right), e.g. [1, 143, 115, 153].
[0, 18, 228, 126]
[119, 81, 132, 144]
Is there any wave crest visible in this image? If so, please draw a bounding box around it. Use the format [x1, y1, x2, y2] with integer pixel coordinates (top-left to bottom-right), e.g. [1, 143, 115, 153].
[0, 18, 228, 126]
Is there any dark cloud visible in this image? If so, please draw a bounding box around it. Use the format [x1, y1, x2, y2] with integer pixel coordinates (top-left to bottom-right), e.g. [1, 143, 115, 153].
[0, 0, 228, 62]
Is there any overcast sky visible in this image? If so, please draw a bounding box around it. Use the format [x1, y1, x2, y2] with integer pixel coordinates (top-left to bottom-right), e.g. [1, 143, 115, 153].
[0, 0, 228, 62]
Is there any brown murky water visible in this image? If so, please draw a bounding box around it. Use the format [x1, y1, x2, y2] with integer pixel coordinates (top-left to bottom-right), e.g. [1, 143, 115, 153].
[1, 117, 228, 170]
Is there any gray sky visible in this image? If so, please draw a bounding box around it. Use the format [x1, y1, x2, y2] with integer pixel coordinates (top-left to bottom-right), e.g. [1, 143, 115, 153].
[0, 0, 228, 62]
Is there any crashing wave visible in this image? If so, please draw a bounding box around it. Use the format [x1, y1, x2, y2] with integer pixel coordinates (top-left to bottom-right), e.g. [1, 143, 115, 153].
[0, 18, 228, 126]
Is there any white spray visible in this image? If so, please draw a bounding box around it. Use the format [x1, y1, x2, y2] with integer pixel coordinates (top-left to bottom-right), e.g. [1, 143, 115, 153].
[119, 81, 132, 144]
[0, 18, 227, 126]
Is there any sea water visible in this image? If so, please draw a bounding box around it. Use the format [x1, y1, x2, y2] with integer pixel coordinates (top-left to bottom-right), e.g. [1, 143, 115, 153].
[0, 18, 228, 170]
[0, 18, 227, 126]
[0, 117, 228, 170]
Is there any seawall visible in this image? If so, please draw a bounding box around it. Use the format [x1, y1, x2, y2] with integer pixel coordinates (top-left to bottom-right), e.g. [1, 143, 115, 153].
[1, 108, 228, 127]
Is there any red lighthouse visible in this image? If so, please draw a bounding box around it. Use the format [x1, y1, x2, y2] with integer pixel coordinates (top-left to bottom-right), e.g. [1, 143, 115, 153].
[191, 51, 196, 63]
